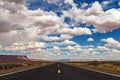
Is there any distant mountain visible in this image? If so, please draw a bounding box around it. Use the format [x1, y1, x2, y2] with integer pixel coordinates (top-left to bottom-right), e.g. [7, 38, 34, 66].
[53, 59, 120, 62]
[0, 55, 40, 62]
[53, 59, 93, 62]
[53, 59, 72, 62]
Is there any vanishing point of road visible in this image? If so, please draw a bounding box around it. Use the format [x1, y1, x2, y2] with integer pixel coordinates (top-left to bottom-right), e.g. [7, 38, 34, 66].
[0, 63, 120, 80]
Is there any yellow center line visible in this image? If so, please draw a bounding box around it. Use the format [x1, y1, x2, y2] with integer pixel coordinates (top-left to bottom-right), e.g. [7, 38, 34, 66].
[58, 69, 61, 74]
[57, 64, 61, 74]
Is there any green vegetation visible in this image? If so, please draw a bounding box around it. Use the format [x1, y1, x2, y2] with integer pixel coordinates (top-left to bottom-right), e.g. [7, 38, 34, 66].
[0, 62, 42, 70]
[0, 63, 22, 70]
[0, 62, 53, 74]
[65, 61, 120, 75]
[112, 62, 120, 66]
[0, 62, 53, 70]
[65, 61, 120, 67]
[88, 61, 99, 66]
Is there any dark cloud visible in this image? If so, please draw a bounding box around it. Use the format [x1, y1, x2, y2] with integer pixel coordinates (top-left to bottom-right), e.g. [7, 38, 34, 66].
[35, 20, 57, 28]
[0, 21, 11, 32]
[0, 21, 25, 33]
[7, 0, 26, 4]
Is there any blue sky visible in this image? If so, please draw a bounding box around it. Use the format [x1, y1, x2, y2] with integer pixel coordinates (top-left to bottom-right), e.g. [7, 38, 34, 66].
[0, 0, 120, 60]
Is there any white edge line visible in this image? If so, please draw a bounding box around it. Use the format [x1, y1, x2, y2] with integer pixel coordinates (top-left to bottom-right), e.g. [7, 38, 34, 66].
[75, 65, 120, 78]
[0, 65, 45, 77]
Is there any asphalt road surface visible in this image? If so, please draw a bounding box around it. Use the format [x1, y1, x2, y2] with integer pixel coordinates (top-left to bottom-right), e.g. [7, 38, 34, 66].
[0, 63, 120, 80]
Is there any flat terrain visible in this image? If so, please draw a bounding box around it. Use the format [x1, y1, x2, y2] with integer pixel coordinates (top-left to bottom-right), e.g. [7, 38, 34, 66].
[0, 62, 50, 74]
[66, 61, 120, 76]
[0, 63, 120, 80]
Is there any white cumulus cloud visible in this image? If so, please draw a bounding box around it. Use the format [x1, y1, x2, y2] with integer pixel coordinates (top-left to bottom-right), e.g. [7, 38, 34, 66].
[57, 27, 92, 36]
[53, 46, 61, 52]
[62, 1, 120, 33]
[87, 38, 94, 42]
[101, 38, 120, 48]
[60, 34, 73, 40]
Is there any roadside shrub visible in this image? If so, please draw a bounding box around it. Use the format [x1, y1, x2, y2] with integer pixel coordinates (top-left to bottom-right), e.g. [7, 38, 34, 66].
[112, 62, 120, 66]
[88, 61, 99, 66]
[0, 63, 22, 70]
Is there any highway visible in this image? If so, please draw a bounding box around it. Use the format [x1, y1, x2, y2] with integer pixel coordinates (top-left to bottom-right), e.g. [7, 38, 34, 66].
[0, 63, 120, 80]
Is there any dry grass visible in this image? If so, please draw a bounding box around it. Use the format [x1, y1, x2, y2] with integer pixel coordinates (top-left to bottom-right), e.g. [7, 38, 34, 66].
[65, 61, 120, 76]
[0, 62, 51, 75]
